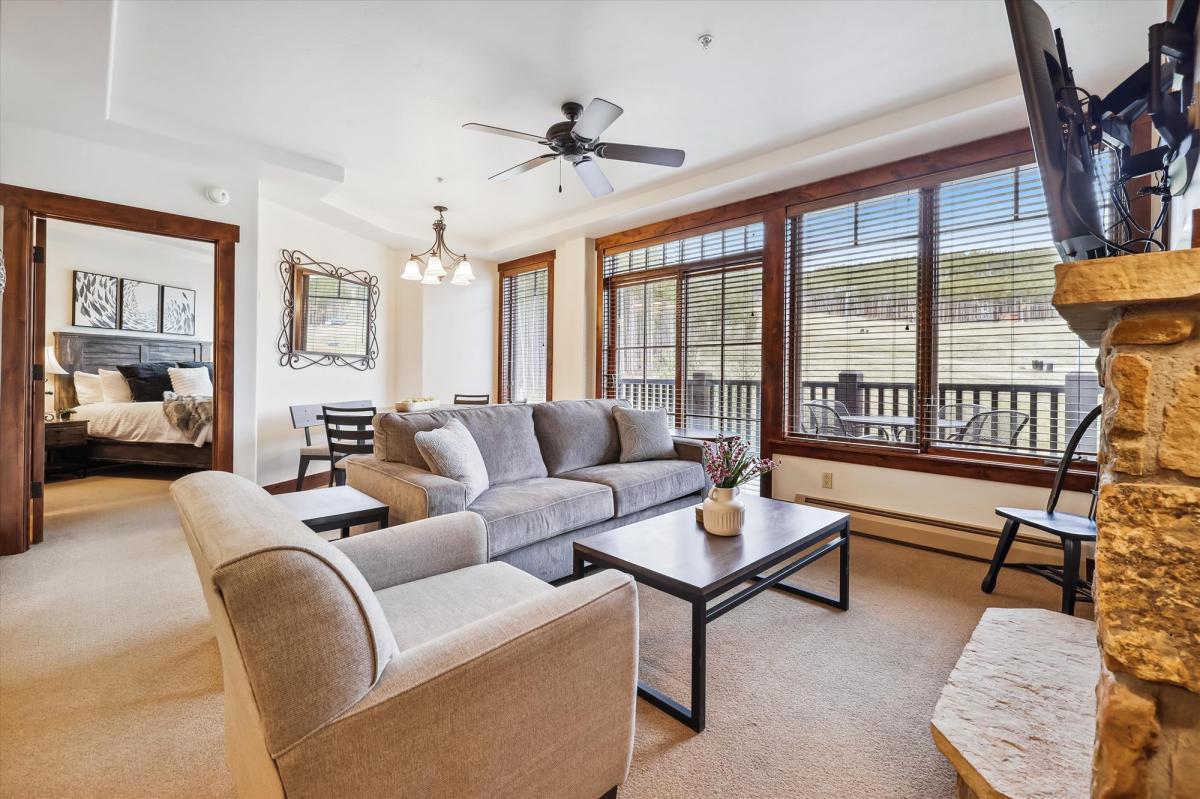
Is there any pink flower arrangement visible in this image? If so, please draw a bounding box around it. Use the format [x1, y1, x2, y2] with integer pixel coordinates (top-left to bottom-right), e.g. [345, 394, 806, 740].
[701, 435, 779, 489]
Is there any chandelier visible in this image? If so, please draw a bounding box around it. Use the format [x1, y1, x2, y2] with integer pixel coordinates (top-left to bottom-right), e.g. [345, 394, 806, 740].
[400, 205, 474, 286]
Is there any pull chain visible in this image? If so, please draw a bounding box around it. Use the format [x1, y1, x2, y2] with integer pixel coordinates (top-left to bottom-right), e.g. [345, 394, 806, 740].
[558, 157, 563, 193]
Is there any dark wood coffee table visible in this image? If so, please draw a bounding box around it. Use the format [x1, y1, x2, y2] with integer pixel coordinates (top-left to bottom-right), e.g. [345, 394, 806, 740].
[274, 486, 390, 537]
[572, 495, 850, 732]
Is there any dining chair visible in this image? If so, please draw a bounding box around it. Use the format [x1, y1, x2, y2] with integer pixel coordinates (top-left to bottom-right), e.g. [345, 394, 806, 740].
[452, 393, 490, 406]
[958, 409, 1030, 448]
[321, 404, 377, 488]
[981, 405, 1101, 615]
[289, 400, 373, 491]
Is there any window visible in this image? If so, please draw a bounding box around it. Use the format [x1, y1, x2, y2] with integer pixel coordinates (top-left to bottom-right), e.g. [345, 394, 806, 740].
[784, 163, 1100, 459]
[601, 222, 765, 451]
[933, 165, 1099, 456]
[498, 256, 552, 403]
[786, 191, 920, 445]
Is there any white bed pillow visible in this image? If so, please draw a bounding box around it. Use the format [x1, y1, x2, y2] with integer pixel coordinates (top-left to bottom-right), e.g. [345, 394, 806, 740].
[98, 369, 134, 403]
[73, 371, 104, 405]
[168, 366, 213, 397]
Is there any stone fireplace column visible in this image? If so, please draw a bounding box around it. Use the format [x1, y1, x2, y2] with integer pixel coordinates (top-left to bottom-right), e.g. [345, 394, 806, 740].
[1054, 252, 1199, 799]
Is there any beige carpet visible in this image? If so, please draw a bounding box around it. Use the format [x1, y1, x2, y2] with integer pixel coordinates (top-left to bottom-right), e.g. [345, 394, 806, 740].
[1, 471, 1090, 798]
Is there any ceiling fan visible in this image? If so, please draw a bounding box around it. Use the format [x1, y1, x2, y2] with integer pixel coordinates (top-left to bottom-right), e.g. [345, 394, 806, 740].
[464, 98, 686, 197]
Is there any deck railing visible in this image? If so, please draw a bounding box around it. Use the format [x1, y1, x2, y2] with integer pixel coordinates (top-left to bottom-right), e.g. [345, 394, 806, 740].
[612, 370, 1100, 456]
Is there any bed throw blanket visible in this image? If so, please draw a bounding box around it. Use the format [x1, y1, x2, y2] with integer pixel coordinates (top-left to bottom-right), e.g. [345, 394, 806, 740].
[163, 392, 213, 447]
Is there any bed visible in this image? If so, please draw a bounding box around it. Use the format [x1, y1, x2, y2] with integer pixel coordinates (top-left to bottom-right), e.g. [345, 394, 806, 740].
[54, 331, 213, 469]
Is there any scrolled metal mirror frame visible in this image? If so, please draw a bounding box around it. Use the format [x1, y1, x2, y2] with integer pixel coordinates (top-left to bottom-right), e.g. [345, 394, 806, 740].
[277, 249, 379, 370]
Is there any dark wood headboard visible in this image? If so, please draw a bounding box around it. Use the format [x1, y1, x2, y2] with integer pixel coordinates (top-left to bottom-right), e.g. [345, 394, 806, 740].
[53, 331, 212, 410]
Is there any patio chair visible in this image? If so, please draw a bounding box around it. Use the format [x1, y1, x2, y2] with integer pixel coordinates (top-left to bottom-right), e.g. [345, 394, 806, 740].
[957, 409, 1029, 448]
[799, 402, 886, 441]
[807, 398, 871, 437]
[981, 405, 1101, 615]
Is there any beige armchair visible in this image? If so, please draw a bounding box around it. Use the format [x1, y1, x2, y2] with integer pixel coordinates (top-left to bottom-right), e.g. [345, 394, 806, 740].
[171, 471, 638, 799]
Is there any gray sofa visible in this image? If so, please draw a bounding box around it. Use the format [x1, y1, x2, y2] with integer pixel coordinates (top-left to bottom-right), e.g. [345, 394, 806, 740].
[346, 399, 709, 581]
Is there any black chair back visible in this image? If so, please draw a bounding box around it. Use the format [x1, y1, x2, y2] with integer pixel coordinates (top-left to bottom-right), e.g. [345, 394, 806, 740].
[938, 402, 989, 421]
[290, 399, 373, 446]
[322, 404, 377, 463]
[453, 394, 490, 406]
[1046, 405, 1102, 517]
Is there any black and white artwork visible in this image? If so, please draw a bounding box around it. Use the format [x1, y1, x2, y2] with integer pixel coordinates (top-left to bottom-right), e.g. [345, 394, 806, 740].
[119, 279, 161, 332]
[72, 271, 119, 329]
[161, 285, 197, 336]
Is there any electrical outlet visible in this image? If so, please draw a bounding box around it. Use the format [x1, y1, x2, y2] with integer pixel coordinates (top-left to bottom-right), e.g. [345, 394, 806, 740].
[821, 472, 833, 489]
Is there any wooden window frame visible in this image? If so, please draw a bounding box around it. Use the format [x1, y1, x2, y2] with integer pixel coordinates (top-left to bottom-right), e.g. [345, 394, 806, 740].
[0, 184, 240, 554]
[593, 129, 1098, 493]
[496, 251, 554, 403]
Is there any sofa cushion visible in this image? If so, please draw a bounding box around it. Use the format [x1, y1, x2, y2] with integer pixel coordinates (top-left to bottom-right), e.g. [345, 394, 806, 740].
[558, 460, 705, 517]
[532, 398, 627, 474]
[468, 477, 614, 557]
[612, 406, 676, 463]
[374, 404, 547, 485]
[374, 562, 550, 650]
[414, 419, 489, 503]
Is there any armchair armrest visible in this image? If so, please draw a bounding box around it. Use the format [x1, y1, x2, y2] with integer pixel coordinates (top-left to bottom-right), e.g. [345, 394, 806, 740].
[331, 512, 487, 590]
[344, 455, 467, 522]
[275, 571, 639, 799]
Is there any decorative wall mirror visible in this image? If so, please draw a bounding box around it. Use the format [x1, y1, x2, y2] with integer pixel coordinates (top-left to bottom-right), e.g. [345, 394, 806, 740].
[277, 249, 378, 370]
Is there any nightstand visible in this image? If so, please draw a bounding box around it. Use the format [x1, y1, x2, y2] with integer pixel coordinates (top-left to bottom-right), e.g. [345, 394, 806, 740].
[45, 419, 89, 478]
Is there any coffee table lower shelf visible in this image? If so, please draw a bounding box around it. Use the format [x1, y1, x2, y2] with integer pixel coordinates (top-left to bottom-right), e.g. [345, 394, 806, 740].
[573, 508, 849, 733]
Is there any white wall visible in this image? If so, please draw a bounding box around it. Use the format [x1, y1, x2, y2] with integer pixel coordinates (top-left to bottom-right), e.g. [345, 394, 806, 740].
[255, 199, 423, 486]
[45, 219, 214, 343]
[551, 237, 595, 399]
[420, 260, 498, 403]
[0, 120, 260, 478]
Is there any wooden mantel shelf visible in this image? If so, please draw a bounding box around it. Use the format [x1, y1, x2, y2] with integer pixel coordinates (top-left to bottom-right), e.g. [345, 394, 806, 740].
[1053, 249, 1200, 347]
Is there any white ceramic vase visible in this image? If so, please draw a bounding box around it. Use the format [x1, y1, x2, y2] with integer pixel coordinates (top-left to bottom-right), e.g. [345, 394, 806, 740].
[703, 486, 745, 536]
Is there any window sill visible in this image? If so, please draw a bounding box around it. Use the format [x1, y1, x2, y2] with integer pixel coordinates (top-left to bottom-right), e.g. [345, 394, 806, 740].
[764, 437, 1097, 492]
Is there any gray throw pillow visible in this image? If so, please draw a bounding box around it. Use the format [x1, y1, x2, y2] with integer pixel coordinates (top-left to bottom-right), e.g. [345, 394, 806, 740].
[612, 406, 677, 463]
[414, 419, 490, 503]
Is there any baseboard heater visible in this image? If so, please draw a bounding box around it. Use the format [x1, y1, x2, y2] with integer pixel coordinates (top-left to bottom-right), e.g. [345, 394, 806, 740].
[792, 494, 1065, 566]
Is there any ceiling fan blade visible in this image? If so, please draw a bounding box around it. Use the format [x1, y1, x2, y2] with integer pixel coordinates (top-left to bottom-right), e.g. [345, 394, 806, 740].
[595, 142, 686, 168]
[573, 157, 613, 197]
[571, 98, 623, 142]
[489, 154, 556, 182]
[463, 123, 547, 144]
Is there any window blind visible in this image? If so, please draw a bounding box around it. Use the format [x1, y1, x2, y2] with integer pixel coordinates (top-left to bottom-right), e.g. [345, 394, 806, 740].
[932, 164, 1100, 456]
[299, 272, 369, 355]
[499, 265, 550, 403]
[601, 222, 765, 452]
[785, 192, 921, 445]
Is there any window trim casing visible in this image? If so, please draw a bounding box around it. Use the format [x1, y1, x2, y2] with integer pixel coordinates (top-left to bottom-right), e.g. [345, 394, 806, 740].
[593, 129, 1098, 493]
[497, 250, 554, 404]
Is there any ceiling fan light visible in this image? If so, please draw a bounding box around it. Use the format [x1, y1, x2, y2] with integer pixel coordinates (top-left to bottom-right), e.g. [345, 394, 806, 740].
[455, 259, 475, 281]
[426, 254, 446, 277]
[420, 270, 442, 286]
[401, 258, 423, 281]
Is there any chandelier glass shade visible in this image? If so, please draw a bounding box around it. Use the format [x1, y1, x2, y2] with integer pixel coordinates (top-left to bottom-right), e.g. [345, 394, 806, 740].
[402, 206, 473, 286]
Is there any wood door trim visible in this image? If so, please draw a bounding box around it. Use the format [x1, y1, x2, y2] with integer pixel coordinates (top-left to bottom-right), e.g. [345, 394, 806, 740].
[496, 252, 555, 403]
[0, 184, 240, 555]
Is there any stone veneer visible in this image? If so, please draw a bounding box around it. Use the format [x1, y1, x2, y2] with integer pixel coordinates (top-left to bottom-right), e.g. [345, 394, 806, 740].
[1053, 250, 1199, 799]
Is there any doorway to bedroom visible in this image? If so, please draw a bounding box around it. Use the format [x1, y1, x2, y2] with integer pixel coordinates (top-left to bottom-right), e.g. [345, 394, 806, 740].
[41, 220, 217, 531]
[0, 184, 239, 553]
